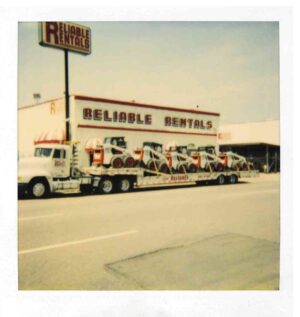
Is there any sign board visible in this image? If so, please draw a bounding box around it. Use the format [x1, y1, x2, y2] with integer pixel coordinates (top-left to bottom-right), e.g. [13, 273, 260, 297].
[39, 22, 91, 55]
[74, 97, 219, 136]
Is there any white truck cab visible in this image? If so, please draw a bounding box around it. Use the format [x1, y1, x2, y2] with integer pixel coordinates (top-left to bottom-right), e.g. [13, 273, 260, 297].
[18, 144, 72, 198]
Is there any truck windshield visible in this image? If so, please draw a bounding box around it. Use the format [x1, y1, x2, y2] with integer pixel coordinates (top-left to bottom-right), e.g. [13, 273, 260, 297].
[34, 148, 52, 157]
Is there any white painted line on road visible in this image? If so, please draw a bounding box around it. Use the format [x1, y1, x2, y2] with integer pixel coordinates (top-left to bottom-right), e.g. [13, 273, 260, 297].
[18, 230, 137, 255]
[19, 214, 62, 221]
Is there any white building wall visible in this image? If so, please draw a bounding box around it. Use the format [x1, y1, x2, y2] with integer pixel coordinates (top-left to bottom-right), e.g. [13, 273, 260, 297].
[74, 96, 219, 167]
[18, 95, 220, 167]
[218, 120, 279, 146]
[18, 98, 66, 157]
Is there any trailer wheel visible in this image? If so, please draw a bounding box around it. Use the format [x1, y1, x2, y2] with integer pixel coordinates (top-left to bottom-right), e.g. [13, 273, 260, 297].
[228, 174, 238, 184]
[98, 177, 114, 194]
[124, 156, 135, 168]
[111, 157, 123, 169]
[28, 178, 49, 198]
[216, 174, 226, 185]
[188, 163, 198, 173]
[117, 177, 133, 193]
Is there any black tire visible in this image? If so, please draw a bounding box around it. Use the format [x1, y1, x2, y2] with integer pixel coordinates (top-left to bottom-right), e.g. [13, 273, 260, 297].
[117, 177, 133, 193]
[177, 163, 187, 174]
[228, 174, 238, 184]
[124, 156, 135, 168]
[188, 163, 197, 173]
[111, 157, 123, 169]
[216, 174, 226, 185]
[147, 159, 158, 171]
[241, 163, 248, 171]
[28, 178, 49, 198]
[216, 163, 224, 172]
[159, 162, 169, 174]
[98, 177, 114, 194]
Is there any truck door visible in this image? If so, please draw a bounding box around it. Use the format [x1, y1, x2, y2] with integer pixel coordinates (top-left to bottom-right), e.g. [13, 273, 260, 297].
[52, 149, 70, 178]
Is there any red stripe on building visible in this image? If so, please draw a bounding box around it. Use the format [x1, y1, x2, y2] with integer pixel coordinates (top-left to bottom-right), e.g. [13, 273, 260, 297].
[74, 95, 220, 117]
[34, 140, 62, 145]
[78, 124, 217, 137]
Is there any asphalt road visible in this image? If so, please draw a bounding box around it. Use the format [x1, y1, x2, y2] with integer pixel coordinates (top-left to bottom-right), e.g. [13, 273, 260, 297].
[18, 174, 280, 290]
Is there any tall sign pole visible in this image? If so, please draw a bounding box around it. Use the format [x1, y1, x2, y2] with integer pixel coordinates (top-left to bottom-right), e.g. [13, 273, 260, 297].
[39, 22, 91, 143]
[64, 49, 70, 141]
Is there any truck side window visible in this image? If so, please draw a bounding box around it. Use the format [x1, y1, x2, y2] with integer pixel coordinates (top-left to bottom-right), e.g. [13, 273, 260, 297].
[53, 149, 66, 159]
[53, 149, 61, 159]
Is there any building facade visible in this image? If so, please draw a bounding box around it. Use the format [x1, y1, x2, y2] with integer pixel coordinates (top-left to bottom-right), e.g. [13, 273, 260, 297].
[218, 120, 280, 173]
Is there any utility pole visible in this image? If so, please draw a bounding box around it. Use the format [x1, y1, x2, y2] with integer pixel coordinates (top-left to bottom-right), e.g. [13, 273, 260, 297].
[64, 49, 70, 142]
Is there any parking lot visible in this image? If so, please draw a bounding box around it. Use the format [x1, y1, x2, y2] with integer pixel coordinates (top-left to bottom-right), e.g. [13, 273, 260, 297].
[18, 174, 280, 290]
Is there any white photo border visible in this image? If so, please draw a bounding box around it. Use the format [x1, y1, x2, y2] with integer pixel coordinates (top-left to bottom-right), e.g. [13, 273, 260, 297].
[0, 6, 293, 317]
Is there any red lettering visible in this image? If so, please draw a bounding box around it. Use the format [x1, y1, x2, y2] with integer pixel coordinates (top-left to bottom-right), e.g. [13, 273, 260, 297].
[206, 121, 213, 129]
[194, 120, 200, 129]
[145, 114, 152, 125]
[165, 117, 171, 126]
[104, 110, 112, 121]
[180, 118, 187, 128]
[172, 117, 179, 127]
[46, 22, 59, 44]
[83, 108, 92, 120]
[93, 109, 102, 120]
[113, 111, 118, 122]
[119, 112, 127, 122]
[136, 114, 144, 124]
[128, 113, 135, 123]
[187, 119, 193, 128]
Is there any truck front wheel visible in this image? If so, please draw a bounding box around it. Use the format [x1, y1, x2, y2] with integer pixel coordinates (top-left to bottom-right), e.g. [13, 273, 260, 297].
[28, 178, 49, 198]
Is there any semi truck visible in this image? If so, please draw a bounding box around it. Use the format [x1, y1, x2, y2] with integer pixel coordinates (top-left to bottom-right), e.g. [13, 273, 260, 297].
[18, 95, 258, 198]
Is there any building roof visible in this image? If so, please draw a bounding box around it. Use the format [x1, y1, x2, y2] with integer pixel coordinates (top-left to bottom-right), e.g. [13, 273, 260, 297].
[19, 95, 220, 117]
[218, 120, 279, 147]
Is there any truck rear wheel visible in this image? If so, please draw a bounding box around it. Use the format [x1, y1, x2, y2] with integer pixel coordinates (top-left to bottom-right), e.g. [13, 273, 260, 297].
[228, 174, 238, 184]
[216, 174, 225, 185]
[28, 178, 49, 198]
[98, 177, 114, 194]
[117, 177, 133, 193]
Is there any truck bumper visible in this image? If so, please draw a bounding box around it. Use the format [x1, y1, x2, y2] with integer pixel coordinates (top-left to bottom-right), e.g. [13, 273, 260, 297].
[18, 183, 28, 196]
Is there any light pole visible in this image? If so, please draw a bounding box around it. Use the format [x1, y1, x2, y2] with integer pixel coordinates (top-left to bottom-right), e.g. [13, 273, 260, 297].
[33, 93, 41, 104]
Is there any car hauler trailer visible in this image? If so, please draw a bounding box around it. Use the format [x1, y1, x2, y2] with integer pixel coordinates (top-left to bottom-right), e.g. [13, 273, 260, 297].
[18, 95, 258, 198]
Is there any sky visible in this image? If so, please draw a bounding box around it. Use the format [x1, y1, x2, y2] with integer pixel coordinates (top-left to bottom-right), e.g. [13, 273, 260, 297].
[18, 22, 279, 124]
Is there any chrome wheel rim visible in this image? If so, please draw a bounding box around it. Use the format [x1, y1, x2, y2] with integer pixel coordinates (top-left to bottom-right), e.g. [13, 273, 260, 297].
[32, 183, 46, 197]
[102, 180, 113, 193]
[120, 179, 130, 191]
[218, 176, 225, 184]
